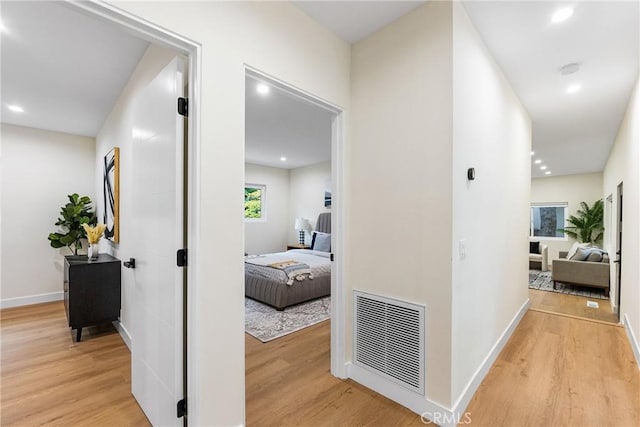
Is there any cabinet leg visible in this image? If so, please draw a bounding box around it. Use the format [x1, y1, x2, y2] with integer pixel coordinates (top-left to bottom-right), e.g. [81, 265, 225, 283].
[76, 328, 82, 342]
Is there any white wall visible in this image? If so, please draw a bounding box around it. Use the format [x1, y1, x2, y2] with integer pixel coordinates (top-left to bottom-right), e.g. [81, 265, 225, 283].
[351, 1, 454, 407]
[94, 44, 179, 343]
[110, 2, 351, 424]
[350, 1, 530, 414]
[451, 2, 531, 407]
[1, 124, 96, 307]
[531, 173, 604, 263]
[244, 161, 331, 253]
[603, 75, 640, 364]
[288, 161, 331, 245]
[244, 163, 289, 254]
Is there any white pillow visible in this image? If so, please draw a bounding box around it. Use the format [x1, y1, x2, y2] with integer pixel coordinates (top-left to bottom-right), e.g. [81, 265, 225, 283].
[312, 232, 331, 252]
[571, 247, 591, 261]
[566, 242, 589, 259]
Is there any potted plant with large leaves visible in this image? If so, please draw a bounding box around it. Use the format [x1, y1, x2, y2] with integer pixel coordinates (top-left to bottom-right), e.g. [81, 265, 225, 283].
[48, 194, 97, 255]
[558, 199, 604, 246]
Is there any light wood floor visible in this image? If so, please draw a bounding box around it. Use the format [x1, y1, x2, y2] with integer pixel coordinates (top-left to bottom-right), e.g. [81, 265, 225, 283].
[1, 301, 149, 426]
[465, 310, 640, 426]
[529, 288, 619, 324]
[245, 320, 425, 426]
[3, 301, 638, 427]
[246, 311, 639, 427]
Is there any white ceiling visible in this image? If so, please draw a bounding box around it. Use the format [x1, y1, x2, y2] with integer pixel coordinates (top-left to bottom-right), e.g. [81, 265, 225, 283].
[3, 1, 637, 178]
[1, 1, 149, 137]
[245, 76, 333, 170]
[462, 1, 639, 178]
[293, 1, 427, 43]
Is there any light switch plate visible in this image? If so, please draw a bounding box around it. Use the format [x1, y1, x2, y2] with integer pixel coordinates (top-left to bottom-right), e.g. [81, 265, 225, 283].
[459, 239, 467, 260]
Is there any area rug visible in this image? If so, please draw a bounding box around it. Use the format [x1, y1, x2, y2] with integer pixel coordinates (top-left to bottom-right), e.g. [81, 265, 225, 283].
[528, 270, 608, 300]
[245, 297, 331, 342]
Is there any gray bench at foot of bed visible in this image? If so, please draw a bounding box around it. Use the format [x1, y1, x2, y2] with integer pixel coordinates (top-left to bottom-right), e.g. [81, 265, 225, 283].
[245, 273, 331, 310]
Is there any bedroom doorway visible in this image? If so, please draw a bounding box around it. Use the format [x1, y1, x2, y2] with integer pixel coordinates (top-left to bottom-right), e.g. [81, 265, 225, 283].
[614, 182, 623, 322]
[243, 67, 346, 420]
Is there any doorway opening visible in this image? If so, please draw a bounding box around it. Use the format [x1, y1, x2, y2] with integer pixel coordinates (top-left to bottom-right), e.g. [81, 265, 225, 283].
[615, 182, 623, 322]
[528, 195, 617, 324]
[58, 3, 201, 426]
[243, 67, 345, 424]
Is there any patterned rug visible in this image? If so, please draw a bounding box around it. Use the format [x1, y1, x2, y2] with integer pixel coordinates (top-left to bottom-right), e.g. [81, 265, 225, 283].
[528, 270, 608, 300]
[245, 297, 331, 342]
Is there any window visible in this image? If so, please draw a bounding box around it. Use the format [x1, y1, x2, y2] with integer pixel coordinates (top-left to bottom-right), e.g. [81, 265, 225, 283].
[245, 184, 266, 221]
[530, 203, 568, 239]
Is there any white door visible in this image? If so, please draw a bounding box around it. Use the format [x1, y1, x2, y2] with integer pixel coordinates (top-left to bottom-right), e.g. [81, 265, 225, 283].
[130, 57, 185, 426]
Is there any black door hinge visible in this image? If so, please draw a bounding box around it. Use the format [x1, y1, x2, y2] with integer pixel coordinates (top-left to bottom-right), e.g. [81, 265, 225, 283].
[178, 97, 188, 117]
[177, 249, 188, 267]
[177, 398, 187, 418]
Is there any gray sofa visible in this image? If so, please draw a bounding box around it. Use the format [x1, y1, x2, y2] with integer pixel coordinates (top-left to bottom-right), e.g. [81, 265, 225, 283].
[552, 250, 610, 297]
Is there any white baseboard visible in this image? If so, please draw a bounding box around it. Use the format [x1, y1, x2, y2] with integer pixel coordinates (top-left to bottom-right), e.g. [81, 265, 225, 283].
[346, 298, 530, 427]
[451, 298, 530, 416]
[623, 314, 640, 369]
[0, 291, 64, 309]
[113, 320, 132, 351]
[347, 363, 460, 427]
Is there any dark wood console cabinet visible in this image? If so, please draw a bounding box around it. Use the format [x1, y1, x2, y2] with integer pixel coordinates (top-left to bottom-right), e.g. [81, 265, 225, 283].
[64, 254, 121, 341]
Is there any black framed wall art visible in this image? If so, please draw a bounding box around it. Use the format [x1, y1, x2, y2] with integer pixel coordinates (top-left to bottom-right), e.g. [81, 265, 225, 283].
[103, 147, 120, 243]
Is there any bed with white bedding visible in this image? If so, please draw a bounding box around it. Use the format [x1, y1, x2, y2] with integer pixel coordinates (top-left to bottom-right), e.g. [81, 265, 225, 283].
[245, 213, 331, 310]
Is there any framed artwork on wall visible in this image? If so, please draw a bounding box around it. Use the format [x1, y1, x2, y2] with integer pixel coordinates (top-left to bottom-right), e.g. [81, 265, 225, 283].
[103, 147, 120, 243]
[324, 179, 332, 208]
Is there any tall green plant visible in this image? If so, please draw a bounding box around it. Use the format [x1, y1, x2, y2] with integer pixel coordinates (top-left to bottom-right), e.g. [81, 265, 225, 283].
[558, 199, 604, 245]
[48, 194, 97, 255]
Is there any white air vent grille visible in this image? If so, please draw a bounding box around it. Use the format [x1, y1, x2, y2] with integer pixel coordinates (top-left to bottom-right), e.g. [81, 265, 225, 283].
[354, 291, 425, 395]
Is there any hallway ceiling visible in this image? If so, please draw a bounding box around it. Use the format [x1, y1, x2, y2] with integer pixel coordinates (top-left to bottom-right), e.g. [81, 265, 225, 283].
[463, 1, 639, 178]
[1, 2, 149, 137]
[292, 1, 426, 43]
[297, 1, 639, 178]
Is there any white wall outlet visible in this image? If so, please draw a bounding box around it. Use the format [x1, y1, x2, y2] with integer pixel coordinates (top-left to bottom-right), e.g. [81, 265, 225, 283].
[459, 239, 467, 260]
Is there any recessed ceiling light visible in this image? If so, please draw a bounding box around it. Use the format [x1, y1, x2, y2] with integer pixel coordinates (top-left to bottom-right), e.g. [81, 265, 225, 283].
[540, 166, 547, 170]
[545, 171, 552, 175]
[551, 7, 574, 23]
[534, 159, 542, 164]
[256, 83, 270, 95]
[530, 151, 535, 156]
[0, 21, 7, 33]
[280, 156, 286, 162]
[566, 84, 582, 94]
[7, 105, 24, 113]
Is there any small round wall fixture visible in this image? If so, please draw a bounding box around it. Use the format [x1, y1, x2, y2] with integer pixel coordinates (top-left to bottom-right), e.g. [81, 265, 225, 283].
[560, 62, 580, 76]
[467, 167, 475, 181]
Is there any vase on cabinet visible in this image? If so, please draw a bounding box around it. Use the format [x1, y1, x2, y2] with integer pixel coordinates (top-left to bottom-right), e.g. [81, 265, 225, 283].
[87, 244, 99, 261]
